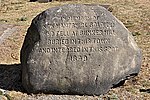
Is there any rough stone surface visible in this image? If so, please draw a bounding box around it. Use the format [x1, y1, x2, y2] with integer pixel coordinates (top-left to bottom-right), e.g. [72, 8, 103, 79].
[0, 24, 23, 64]
[21, 4, 142, 95]
[0, 24, 17, 44]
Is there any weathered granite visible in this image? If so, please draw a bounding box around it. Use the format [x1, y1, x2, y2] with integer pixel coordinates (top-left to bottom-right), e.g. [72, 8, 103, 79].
[21, 4, 142, 95]
[0, 24, 23, 64]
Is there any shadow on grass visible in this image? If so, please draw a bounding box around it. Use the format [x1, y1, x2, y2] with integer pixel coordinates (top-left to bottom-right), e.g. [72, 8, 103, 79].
[0, 64, 26, 92]
[140, 89, 150, 93]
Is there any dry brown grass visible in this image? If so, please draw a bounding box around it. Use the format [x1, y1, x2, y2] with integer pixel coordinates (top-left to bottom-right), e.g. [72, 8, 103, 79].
[0, 0, 150, 99]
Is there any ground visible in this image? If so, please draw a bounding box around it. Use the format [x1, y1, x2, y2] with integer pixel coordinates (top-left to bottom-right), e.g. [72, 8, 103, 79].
[0, 0, 150, 100]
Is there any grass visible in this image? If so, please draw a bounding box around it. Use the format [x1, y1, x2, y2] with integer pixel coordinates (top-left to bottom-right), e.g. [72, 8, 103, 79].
[0, 0, 150, 99]
[17, 16, 28, 21]
[0, 89, 12, 100]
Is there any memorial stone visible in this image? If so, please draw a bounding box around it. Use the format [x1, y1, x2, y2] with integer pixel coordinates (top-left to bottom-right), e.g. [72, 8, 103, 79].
[21, 4, 142, 95]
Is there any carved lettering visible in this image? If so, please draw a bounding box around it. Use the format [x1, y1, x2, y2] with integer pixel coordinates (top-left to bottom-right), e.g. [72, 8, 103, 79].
[47, 21, 115, 29]
[46, 29, 115, 37]
[47, 38, 110, 45]
[39, 16, 118, 62]
[39, 46, 118, 53]
[69, 55, 88, 62]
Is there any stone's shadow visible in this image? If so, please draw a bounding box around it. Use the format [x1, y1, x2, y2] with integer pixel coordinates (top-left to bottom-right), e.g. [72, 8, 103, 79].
[112, 80, 125, 88]
[0, 64, 25, 92]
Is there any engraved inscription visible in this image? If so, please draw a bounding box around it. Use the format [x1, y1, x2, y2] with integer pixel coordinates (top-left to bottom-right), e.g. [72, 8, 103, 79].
[68, 55, 88, 62]
[39, 46, 118, 53]
[60, 15, 106, 21]
[46, 21, 115, 29]
[46, 29, 115, 37]
[47, 38, 110, 45]
[39, 16, 118, 62]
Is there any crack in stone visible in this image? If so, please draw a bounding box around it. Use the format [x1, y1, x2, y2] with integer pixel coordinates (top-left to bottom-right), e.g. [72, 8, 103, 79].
[94, 75, 99, 93]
